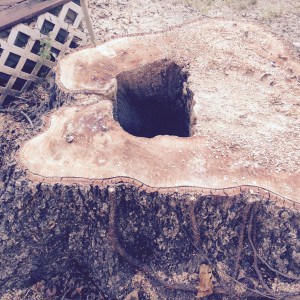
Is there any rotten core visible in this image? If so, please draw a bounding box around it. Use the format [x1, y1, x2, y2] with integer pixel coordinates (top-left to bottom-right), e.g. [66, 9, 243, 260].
[114, 59, 193, 138]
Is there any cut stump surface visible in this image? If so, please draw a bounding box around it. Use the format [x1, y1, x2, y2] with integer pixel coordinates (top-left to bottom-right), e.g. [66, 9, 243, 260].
[19, 19, 300, 204]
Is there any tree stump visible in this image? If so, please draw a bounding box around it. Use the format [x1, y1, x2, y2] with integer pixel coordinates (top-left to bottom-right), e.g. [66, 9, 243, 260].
[1, 19, 300, 299]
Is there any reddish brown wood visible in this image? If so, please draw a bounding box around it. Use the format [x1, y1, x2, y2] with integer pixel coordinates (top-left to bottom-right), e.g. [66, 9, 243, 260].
[0, 0, 72, 31]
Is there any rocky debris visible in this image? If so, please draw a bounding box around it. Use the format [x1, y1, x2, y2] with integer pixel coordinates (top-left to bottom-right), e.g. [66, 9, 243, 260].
[87, 0, 300, 57]
[293, 42, 300, 48]
[66, 134, 74, 143]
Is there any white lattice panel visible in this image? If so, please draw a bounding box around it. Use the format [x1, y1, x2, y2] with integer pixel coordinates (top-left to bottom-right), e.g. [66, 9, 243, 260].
[0, 0, 86, 106]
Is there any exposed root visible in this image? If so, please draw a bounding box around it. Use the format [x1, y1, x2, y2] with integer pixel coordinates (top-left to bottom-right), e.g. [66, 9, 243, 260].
[188, 197, 200, 248]
[187, 228, 278, 300]
[247, 203, 300, 300]
[248, 204, 274, 295]
[233, 203, 252, 280]
[248, 204, 300, 282]
[108, 187, 198, 293]
[107, 189, 299, 299]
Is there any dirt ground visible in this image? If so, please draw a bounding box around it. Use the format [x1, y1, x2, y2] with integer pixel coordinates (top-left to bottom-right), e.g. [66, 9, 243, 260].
[86, 0, 300, 53]
[1, 0, 300, 299]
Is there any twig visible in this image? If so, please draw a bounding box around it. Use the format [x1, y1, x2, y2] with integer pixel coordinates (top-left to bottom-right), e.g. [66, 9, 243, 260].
[221, 272, 278, 300]
[29, 104, 44, 119]
[247, 204, 300, 300]
[21, 122, 30, 138]
[256, 251, 300, 281]
[20, 110, 33, 128]
[15, 96, 31, 103]
[0, 108, 14, 113]
[189, 199, 200, 247]
[248, 204, 274, 294]
[23, 287, 32, 299]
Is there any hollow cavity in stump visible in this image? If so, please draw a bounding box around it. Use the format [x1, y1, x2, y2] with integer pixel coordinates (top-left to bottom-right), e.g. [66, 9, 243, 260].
[114, 59, 192, 138]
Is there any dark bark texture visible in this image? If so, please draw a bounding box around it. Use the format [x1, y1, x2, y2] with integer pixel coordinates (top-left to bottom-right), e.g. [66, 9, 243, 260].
[0, 123, 300, 299]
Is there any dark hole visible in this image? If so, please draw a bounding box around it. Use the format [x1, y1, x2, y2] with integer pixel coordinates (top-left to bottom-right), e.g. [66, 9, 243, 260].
[37, 65, 51, 77]
[21, 59, 37, 74]
[78, 21, 84, 31]
[49, 6, 61, 16]
[114, 59, 193, 138]
[31, 40, 41, 55]
[55, 28, 69, 44]
[27, 82, 34, 91]
[0, 72, 11, 87]
[0, 30, 10, 40]
[14, 31, 30, 48]
[22, 16, 38, 27]
[50, 47, 60, 61]
[64, 8, 78, 25]
[4, 52, 21, 68]
[72, 0, 80, 6]
[69, 36, 82, 49]
[1, 95, 14, 108]
[11, 78, 26, 91]
[0, 48, 4, 57]
[40, 20, 55, 35]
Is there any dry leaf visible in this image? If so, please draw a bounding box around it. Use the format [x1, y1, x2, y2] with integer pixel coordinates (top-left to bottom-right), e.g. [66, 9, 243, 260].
[196, 264, 213, 299]
[124, 290, 139, 300]
[45, 285, 57, 299]
[70, 286, 85, 298]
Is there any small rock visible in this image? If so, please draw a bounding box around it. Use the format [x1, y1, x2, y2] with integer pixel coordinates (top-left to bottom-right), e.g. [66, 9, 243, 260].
[66, 134, 74, 143]
[101, 125, 108, 132]
[293, 42, 300, 48]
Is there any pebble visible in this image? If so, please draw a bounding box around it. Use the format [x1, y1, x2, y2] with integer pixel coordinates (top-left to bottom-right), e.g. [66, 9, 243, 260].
[101, 125, 108, 131]
[293, 42, 300, 48]
[66, 134, 74, 143]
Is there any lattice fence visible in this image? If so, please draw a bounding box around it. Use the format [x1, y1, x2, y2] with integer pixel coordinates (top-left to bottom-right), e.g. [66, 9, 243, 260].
[0, 0, 86, 106]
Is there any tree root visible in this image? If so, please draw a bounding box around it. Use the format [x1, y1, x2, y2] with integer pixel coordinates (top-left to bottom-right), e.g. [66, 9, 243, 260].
[248, 204, 274, 294]
[247, 203, 300, 300]
[188, 198, 201, 248]
[233, 203, 252, 280]
[248, 203, 300, 281]
[108, 187, 200, 293]
[107, 190, 300, 299]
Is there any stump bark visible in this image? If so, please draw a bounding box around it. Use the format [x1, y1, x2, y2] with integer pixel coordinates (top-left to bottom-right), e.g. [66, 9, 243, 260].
[1, 19, 300, 299]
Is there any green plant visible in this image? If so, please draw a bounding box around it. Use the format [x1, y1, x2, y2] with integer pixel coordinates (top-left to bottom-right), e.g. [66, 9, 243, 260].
[38, 35, 52, 61]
